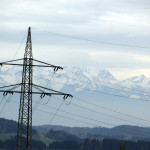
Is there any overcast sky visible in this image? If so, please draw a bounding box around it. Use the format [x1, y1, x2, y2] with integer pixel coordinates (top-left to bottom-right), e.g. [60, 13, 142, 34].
[1, 0, 150, 128]
[0, 0, 150, 79]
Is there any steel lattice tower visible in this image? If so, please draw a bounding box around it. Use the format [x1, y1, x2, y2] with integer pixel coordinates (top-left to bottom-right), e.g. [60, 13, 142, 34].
[16, 27, 33, 150]
[0, 27, 73, 150]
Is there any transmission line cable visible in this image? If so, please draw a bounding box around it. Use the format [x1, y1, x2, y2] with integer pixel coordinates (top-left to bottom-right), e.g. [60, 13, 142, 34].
[0, 72, 22, 115]
[36, 109, 150, 138]
[44, 99, 65, 133]
[31, 27, 150, 49]
[10, 99, 150, 139]
[0, 33, 26, 113]
[63, 67, 150, 95]
[9, 99, 150, 138]
[37, 67, 150, 97]
[32, 97, 150, 138]
[74, 96, 150, 124]
[30, 104, 150, 138]
[32, 72, 55, 113]
[31, 88, 150, 129]
[29, 76, 150, 137]
[35, 69, 150, 97]
[54, 81, 150, 102]
[0, 94, 13, 114]
[39, 95, 150, 127]
[0, 32, 26, 85]
[30, 70, 150, 136]
[33, 74, 150, 103]
[33, 72, 150, 124]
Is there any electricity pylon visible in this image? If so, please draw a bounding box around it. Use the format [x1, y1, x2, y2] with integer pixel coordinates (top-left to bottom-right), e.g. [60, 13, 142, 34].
[0, 27, 73, 150]
[16, 27, 33, 150]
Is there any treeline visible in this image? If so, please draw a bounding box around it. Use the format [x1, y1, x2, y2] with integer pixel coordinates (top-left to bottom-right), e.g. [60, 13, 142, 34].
[1, 138, 150, 150]
[0, 118, 37, 135]
[45, 129, 80, 141]
[0, 137, 46, 150]
[49, 139, 150, 150]
[0, 118, 17, 134]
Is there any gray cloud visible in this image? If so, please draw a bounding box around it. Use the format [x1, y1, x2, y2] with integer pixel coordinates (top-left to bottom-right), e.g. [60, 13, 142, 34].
[1, 0, 150, 127]
[0, 0, 150, 77]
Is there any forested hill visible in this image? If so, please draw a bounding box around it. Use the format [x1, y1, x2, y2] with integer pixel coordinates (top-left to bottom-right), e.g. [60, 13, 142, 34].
[0, 118, 37, 134]
[45, 129, 80, 141]
[34, 124, 150, 140]
[1, 118, 150, 150]
[0, 118, 17, 134]
[1, 118, 150, 141]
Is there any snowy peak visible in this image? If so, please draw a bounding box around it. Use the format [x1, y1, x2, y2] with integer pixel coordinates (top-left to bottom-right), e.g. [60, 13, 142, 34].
[128, 74, 149, 83]
[123, 74, 150, 90]
[65, 66, 116, 81]
[1, 66, 150, 99]
[96, 69, 116, 81]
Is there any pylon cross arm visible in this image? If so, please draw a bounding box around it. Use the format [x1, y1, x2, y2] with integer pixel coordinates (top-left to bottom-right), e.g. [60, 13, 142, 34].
[0, 83, 21, 89]
[32, 83, 73, 99]
[0, 58, 63, 72]
[0, 58, 23, 64]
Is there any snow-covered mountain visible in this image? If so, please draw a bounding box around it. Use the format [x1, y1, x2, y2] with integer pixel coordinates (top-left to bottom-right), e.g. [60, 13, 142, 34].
[0, 66, 150, 100]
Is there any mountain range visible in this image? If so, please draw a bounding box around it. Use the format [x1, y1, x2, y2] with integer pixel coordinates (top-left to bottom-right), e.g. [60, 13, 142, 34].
[1, 118, 150, 150]
[1, 66, 150, 98]
[0, 66, 150, 128]
[1, 118, 150, 141]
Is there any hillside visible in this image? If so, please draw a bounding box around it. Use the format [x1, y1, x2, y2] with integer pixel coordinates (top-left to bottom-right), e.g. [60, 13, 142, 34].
[33, 124, 150, 141]
[1, 118, 150, 141]
[0, 118, 17, 134]
[0, 118, 37, 135]
[1, 118, 150, 150]
[45, 129, 80, 141]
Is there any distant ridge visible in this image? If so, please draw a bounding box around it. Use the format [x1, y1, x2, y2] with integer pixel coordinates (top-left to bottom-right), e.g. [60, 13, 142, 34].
[33, 124, 150, 141]
[0, 118, 37, 134]
[0, 118, 150, 140]
[1, 66, 150, 98]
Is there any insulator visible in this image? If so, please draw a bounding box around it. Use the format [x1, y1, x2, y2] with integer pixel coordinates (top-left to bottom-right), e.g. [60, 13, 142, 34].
[40, 93, 45, 99]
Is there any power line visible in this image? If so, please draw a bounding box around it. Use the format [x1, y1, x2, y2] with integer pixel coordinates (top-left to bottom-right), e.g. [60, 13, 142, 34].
[73, 96, 150, 124]
[0, 71, 22, 115]
[30, 83, 150, 137]
[31, 99, 150, 138]
[30, 71, 150, 127]
[55, 93, 150, 126]
[9, 99, 150, 139]
[54, 80, 150, 102]
[35, 108, 150, 138]
[63, 67, 150, 95]
[70, 102, 149, 127]
[42, 96, 150, 127]
[0, 33, 26, 113]
[32, 72, 150, 124]
[33, 74, 150, 103]
[13, 98, 112, 127]
[0, 94, 13, 114]
[31, 27, 150, 49]
[32, 72, 55, 113]
[0, 33, 26, 85]
[35, 66, 150, 98]
[35, 69, 150, 98]
[44, 99, 64, 133]
[32, 81, 150, 128]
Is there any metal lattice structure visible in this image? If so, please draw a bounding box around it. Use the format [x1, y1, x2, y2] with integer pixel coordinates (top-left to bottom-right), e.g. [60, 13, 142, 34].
[16, 27, 33, 150]
[0, 27, 73, 150]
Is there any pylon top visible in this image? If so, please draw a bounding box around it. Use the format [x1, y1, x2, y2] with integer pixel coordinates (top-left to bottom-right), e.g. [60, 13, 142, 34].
[24, 27, 32, 58]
